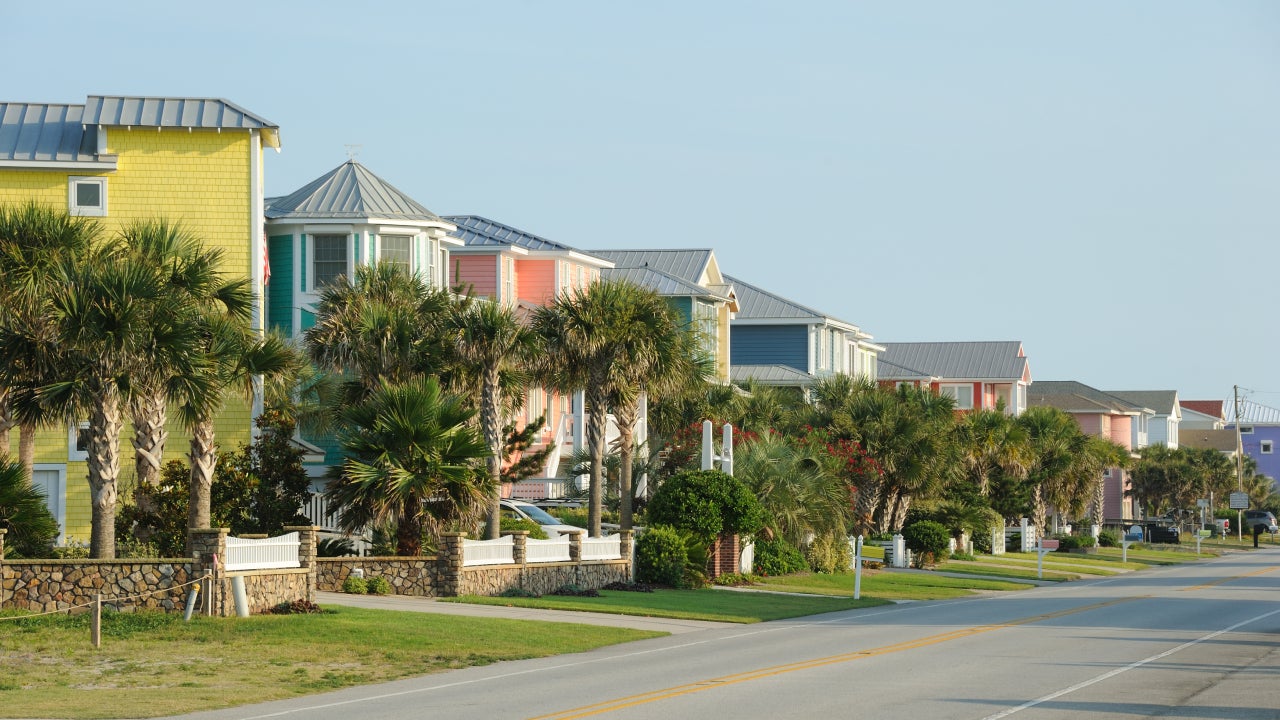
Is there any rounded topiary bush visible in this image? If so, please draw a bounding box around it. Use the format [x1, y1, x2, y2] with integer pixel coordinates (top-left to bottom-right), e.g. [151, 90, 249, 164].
[365, 576, 392, 595]
[635, 525, 688, 586]
[647, 469, 765, 542]
[752, 536, 808, 576]
[804, 533, 852, 574]
[902, 520, 951, 567]
[341, 575, 368, 594]
[1098, 530, 1119, 548]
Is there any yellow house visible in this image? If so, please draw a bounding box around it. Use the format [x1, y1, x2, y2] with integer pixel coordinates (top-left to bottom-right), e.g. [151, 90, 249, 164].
[0, 95, 280, 544]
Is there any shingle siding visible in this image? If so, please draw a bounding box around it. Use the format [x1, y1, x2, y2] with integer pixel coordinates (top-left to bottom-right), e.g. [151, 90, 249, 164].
[732, 325, 808, 372]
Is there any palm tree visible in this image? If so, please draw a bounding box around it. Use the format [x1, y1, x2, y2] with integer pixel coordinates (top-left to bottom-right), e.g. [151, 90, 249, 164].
[955, 408, 1030, 496]
[449, 300, 540, 539]
[0, 202, 101, 474]
[325, 377, 491, 555]
[1017, 406, 1088, 534]
[119, 219, 254, 494]
[734, 431, 848, 548]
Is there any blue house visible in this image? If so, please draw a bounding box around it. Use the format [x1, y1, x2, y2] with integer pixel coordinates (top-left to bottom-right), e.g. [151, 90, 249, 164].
[725, 274, 881, 391]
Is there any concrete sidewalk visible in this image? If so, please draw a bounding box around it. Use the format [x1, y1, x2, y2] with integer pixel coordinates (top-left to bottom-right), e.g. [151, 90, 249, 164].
[316, 591, 733, 634]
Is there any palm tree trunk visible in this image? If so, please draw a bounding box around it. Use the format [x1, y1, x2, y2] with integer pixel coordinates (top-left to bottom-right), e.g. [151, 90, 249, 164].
[615, 403, 637, 531]
[586, 387, 608, 537]
[1093, 474, 1106, 527]
[130, 389, 169, 490]
[891, 491, 913, 532]
[481, 369, 503, 540]
[1032, 483, 1047, 539]
[87, 392, 123, 559]
[0, 387, 12, 458]
[18, 421, 36, 478]
[187, 417, 217, 537]
[397, 497, 422, 555]
[854, 475, 883, 536]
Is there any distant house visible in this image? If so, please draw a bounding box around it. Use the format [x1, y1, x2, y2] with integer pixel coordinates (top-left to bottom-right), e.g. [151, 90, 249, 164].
[877, 341, 1031, 415]
[1026, 380, 1153, 521]
[1109, 391, 1180, 449]
[725, 274, 881, 392]
[589, 249, 738, 384]
[1181, 400, 1226, 430]
[1225, 399, 1280, 485]
[0, 94, 280, 544]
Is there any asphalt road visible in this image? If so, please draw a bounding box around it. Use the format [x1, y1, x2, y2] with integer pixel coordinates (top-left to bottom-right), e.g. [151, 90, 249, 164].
[174, 548, 1280, 720]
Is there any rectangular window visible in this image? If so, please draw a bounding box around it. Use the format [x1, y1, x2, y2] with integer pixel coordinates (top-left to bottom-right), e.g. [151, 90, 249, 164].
[1241, 426, 1254, 435]
[68, 421, 90, 461]
[528, 387, 545, 424]
[68, 177, 107, 216]
[312, 235, 349, 289]
[425, 237, 438, 286]
[503, 256, 516, 303]
[939, 384, 974, 410]
[1263, 441, 1274, 455]
[380, 235, 412, 272]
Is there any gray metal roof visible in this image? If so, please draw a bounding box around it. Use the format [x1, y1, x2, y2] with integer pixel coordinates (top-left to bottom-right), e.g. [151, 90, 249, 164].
[589, 249, 713, 283]
[266, 161, 445, 223]
[1229, 399, 1280, 425]
[878, 341, 1027, 381]
[601, 266, 723, 298]
[1109, 390, 1178, 416]
[84, 96, 278, 131]
[731, 364, 817, 386]
[0, 103, 98, 163]
[445, 215, 580, 253]
[1027, 381, 1150, 415]
[725, 273, 855, 327]
[874, 357, 935, 381]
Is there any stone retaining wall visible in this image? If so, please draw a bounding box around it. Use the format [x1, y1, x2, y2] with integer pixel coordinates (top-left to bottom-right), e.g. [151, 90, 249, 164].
[1, 559, 195, 613]
[215, 568, 312, 615]
[316, 557, 441, 596]
[458, 561, 629, 596]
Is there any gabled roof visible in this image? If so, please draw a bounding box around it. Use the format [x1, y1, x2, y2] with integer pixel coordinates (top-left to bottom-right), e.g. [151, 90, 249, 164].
[443, 215, 612, 267]
[731, 364, 817, 386]
[724, 274, 858, 330]
[0, 103, 99, 163]
[266, 161, 446, 223]
[1027, 381, 1151, 415]
[878, 341, 1027, 381]
[1109, 390, 1179, 416]
[1228, 399, 1280, 425]
[1182, 400, 1225, 419]
[589, 249, 714, 284]
[872, 357, 936, 381]
[1178, 428, 1238, 453]
[600, 266, 728, 300]
[83, 96, 278, 133]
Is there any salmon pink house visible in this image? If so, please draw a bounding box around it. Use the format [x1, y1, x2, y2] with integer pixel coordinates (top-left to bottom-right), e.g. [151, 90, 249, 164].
[877, 341, 1031, 415]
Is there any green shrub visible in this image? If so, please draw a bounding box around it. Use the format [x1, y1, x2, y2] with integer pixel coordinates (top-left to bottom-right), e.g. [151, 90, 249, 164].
[635, 525, 688, 586]
[712, 572, 761, 586]
[752, 536, 808, 576]
[500, 517, 548, 539]
[317, 537, 357, 557]
[1098, 530, 1119, 548]
[341, 576, 368, 594]
[950, 551, 976, 561]
[365, 576, 392, 595]
[647, 469, 765, 542]
[972, 528, 992, 554]
[498, 587, 540, 598]
[902, 520, 951, 568]
[804, 533, 852, 574]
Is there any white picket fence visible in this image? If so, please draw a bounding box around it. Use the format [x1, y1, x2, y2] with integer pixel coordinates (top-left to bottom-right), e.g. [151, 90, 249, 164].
[580, 535, 621, 561]
[224, 532, 301, 571]
[525, 538, 571, 563]
[462, 536, 515, 566]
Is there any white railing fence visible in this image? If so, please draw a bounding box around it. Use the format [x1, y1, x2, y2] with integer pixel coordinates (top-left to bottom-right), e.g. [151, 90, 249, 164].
[581, 535, 621, 561]
[463, 536, 515, 566]
[525, 538, 571, 563]
[225, 532, 301, 571]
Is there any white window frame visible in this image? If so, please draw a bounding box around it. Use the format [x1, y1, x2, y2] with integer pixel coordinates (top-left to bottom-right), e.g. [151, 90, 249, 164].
[1263, 440, 1274, 455]
[528, 386, 545, 424]
[503, 256, 516, 303]
[939, 383, 974, 410]
[1241, 425, 1255, 435]
[68, 421, 90, 462]
[68, 176, 107, 216]
[31, 464, 67, 545]
[379, 234, 414, 273]
[311, 234, 350, 291]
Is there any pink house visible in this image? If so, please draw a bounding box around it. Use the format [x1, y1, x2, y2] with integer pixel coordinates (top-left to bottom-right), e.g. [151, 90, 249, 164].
[876, 341, 1031, 415]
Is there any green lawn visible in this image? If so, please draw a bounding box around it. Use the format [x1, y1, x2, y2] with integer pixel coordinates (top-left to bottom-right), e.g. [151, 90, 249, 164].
[932, 560, 1079, 582]
[0, 606, 659, 720]
[445, 588, 889, 622]
[957, 553, 1125, 576]
[753, 570, 1031, 600]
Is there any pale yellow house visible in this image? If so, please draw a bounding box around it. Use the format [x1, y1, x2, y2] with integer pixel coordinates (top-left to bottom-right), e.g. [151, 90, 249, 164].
[0, 95, 280, 543]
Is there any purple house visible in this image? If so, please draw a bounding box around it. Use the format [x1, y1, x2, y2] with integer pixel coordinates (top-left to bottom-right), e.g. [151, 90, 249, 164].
[1226, 399, 1280, 487]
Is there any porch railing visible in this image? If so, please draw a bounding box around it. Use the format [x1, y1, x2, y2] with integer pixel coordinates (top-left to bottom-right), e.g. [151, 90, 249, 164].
[462, 536, 515, 566]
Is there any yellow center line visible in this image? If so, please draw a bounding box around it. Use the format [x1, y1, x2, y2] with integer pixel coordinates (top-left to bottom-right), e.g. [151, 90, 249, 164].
[528, 596, 1144, 720]
[1179, 565, 1280, 592]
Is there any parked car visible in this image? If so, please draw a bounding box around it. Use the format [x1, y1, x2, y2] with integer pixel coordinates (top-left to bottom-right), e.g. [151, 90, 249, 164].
[1144, 524, 1180, 544]
[499, 499, 586, 539]
[1243, 510, 1279, 534]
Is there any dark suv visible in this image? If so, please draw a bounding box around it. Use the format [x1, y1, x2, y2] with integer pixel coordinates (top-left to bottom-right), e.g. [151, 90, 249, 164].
[1144, 524, 1180, 544]
[1244, 510, 1279, 534]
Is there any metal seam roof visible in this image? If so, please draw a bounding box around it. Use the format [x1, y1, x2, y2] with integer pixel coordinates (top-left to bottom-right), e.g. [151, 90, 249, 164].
[444, 215, 581, 253]
[589, 249, 713, 284]
[266, 161, 445, 223]
[83, 96, 278, 130]
[0, 103, 97, 162]
[725, 273, 857, 329]
[879, 341, 1027, 380]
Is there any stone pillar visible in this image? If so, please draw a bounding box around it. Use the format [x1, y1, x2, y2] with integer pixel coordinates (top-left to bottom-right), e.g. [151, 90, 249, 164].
[438, 532, 466, 597]
[617, 529, 635, 582]
[188, 528, 229, 615]
[0, 528, 6, 562]
[504, 531, 529, 565]
[568, 530, 584, 562]
[285, 526, 318, 601]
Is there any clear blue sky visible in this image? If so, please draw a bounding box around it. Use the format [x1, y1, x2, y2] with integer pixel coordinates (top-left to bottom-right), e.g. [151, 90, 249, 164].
[6, 1, 1279, 406]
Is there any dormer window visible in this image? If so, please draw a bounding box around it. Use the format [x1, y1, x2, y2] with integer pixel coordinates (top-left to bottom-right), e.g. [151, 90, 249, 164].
[69, 177, 107, 216]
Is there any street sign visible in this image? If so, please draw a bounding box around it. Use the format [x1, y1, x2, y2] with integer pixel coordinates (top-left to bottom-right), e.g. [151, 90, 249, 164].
[1038, 539, 1060, 550]
[1230, 492, 1250, 510]
[1197, 499, 1210, 508]
[1198, 529, 1212, 538]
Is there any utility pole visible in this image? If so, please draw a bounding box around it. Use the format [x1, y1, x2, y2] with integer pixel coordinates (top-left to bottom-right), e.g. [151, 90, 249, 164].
[1234, 385, 1245, 541]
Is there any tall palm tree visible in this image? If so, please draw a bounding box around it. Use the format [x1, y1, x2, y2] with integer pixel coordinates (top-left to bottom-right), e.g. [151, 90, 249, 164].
[119, 219, 254, 494]
[734, 431, 848, 548]
[326, 377, 491, 555]
[955, 408, 1030, 496]
[0, 202, 101, 474]
[1017, 405, 1088, 533]
[449, 300, 540, 539]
